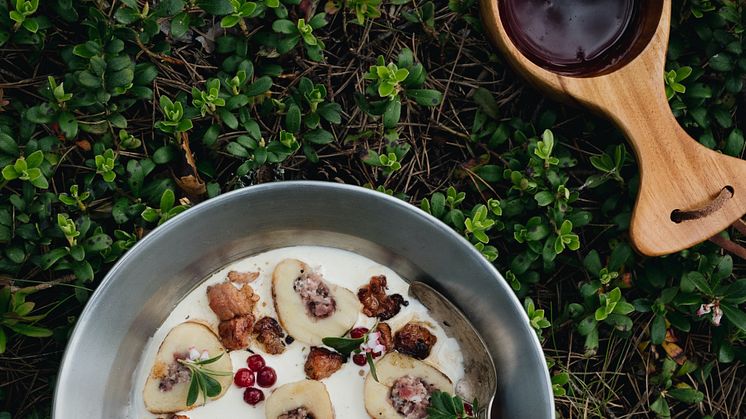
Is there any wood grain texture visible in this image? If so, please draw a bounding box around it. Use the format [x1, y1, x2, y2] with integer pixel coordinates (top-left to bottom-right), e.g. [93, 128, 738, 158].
[480, 0, 746, 256]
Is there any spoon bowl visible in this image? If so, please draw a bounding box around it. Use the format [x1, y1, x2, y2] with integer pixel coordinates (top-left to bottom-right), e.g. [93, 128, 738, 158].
[481, 0, 746, 256]
[409, 282, 497, 418]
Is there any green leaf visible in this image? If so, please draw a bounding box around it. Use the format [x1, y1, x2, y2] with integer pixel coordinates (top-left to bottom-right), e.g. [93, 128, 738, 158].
[723, 279, 746, 304]
[201, 372, 222, 397]
[160, 189, 176, 212]
[25, 150, 44, 168]
[473, 87, 499, 119]
[383, 97, 401, 129]
[186, 372, 200, 406]
[365, 352, 379, 382]
[684, 271, 712, 295]
[58, 112, 78, 139]
[317, 103, 342, 124]
[29, 174, 49, 189]
[285, 104, 301, 132]
[667, 387, 704, 404]
[272, 19, 296, 34]
[73, 260, 94, 282]
[651, 314, 666, 345]
[0, 327, 6, 354]
[406, 89, 442, 106]
[724, 129, 744, 157]
[650, 396, 670, 418]
[7, 323, 52, 338]
[114, 6, 141, 24]
[153, 145, 177, 164]
[171, 12, 191, 38]
[22, 18, 39, 33]
[85, 233, 113, 252]
[721, 304, 746, 332]
[220, 14, 241, 28]
[198, 0, 234, 15]
[321, 336, 363, 356]
[245, 76, 273, 96]
[40, 248, 68, 269]
[304, 129, 334, 145]
[0, 133, 18, 156]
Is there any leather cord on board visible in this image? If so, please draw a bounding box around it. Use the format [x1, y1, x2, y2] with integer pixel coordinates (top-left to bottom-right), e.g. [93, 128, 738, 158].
[667, 186, 746, 260]
[671, 186, 734, 223]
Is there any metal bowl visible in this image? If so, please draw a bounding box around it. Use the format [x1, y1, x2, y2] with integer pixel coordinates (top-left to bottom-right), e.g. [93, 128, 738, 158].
[53, 181, 553, 418]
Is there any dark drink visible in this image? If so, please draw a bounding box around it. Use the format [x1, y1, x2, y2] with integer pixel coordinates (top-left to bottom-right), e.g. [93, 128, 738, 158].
[499, 0, 640, 76]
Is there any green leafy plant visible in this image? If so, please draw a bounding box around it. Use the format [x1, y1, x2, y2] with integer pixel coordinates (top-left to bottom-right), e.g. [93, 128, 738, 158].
[0, 287, 52, 354]
[359, 49, 442, 128]
[155, 96, 193, 136]
[664, 66, 693, 100]
[1, 150, 48, 189]
[141, 189, 189, 226]
[272, 14, 328, 61]
[95, 149, 117, 183]
[192, 79, 226, 117]
[346, 0, 382, 24]
[402, 0, 435, 31]
[221, 0, 260, 30]
[585, 144, 627, 188]
[525, 297, 551, 339]
[58, 185, 91, 212]
[649, 357, 704, 418]
[9, 0, 39, 34]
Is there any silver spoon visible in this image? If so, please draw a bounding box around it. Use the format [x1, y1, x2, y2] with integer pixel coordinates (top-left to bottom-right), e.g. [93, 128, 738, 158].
[409, 282, 497, 419]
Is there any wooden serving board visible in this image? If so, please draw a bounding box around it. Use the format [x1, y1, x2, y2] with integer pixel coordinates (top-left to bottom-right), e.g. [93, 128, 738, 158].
[480, 0, 746, 256]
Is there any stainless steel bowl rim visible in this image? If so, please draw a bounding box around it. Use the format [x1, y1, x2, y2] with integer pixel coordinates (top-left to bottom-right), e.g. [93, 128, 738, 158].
[53, 181, 554, 418]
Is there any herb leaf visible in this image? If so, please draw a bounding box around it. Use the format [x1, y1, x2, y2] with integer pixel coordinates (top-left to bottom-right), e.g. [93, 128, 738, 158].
[179, 352, 230, 407]
[365, 351, 379, 382]
[186, 371, 200, 406]
[202, 373, 223, 397]
[322, 336, 364, 356]
[427, 390, 477, 419]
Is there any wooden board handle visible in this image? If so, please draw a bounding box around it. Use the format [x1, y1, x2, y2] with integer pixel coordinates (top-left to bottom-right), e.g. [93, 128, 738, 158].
[599, 61, 746, 256]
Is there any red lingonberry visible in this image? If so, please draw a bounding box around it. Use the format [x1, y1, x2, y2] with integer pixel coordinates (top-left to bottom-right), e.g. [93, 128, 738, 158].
[243, 387, 264, 405]
[352, 353, 367, 366]
[247, 354, 265, 371]
[350, 327, 369, 339]
[233, 368, 255, 387]
[256, 366, 277, 387]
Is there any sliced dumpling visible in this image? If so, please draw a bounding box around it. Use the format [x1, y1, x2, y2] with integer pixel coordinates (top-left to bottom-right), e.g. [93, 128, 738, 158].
[265, 379, 335, 419]
[272, 258, 360, 345]
[364, 352, 453, 419]
[143, 321, 232, 413]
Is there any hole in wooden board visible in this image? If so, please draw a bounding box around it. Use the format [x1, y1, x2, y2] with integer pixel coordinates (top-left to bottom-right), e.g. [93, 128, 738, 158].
[670, 185, 734, 224]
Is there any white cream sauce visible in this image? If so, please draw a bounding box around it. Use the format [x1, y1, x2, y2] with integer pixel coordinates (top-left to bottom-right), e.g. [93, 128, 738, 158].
[128, 246, 465, 418]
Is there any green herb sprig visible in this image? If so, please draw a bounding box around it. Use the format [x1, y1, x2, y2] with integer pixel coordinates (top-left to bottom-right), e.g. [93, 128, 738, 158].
[322, 325, 381, 381]
[427, 390, 479, 419]
[178, 352, 232, 407]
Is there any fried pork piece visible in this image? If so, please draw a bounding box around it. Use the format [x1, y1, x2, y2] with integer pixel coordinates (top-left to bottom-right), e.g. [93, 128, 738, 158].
[394, 322, 437, 360]
[253, 316, 286, 355]
[357, 275, 408, 320]
[376, 322, 393, 351]
[218, 315, 254, 350]
[207, 282, 257, 321]
[304, 346, 346, 380]
[227, 270, 260, 284]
